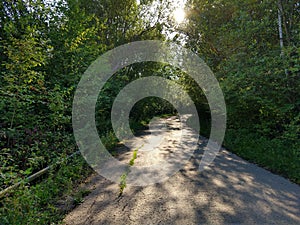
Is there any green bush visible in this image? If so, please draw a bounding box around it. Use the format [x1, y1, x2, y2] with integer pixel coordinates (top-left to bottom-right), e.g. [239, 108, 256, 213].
[224, 129, 300, 184]
[0, 155, 92, 225]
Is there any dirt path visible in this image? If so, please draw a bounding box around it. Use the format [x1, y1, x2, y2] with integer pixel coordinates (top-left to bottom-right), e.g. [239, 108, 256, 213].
[63, 117, 300, 225]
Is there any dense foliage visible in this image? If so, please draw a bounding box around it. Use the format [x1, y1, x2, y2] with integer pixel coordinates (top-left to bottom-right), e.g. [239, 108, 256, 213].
[0, 0, 299, 223]
[183, 0, 299, 180]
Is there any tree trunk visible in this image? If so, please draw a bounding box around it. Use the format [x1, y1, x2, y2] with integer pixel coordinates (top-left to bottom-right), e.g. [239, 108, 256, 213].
[277, 0, 284, 56]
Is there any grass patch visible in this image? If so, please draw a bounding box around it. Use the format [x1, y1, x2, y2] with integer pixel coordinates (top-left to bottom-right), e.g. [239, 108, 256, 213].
[0, 155, 93, 225]
[129, 149, 138, 166]
[224, 129, 300, 184]
[119, 148, 139, 197]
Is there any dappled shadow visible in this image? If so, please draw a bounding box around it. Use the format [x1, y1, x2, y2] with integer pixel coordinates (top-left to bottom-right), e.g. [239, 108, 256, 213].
[64, 118, 300, 225]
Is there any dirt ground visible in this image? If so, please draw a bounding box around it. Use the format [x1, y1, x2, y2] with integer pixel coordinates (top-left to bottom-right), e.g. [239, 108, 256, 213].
[63, 117, 300, 225]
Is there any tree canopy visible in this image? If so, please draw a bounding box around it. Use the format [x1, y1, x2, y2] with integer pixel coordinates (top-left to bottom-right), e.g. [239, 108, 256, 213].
[0, 0, 299, 223]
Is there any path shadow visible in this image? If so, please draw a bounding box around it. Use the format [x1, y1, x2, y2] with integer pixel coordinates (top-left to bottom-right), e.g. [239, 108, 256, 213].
[64, 119, 300, 225]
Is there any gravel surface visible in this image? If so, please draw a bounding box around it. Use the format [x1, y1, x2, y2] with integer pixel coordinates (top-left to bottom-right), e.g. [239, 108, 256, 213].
[63, 117, 300, 225]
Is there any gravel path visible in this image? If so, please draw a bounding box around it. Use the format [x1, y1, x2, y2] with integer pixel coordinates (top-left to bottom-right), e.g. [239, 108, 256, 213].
[63, 117, 300, 225]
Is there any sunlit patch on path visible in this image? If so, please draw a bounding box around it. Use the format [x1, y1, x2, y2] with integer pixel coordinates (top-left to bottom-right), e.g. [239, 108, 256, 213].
[64, 117, 300, 225]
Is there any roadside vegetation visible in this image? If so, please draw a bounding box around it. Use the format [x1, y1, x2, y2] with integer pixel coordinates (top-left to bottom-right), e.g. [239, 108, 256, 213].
[0, 0, 299, 224]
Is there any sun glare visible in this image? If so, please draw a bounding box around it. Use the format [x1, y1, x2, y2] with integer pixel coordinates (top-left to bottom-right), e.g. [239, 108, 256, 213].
[173, 8, 185, 24]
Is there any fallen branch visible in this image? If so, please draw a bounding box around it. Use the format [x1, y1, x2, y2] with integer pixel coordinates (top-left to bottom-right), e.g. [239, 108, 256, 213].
[0, 151, 80, 198]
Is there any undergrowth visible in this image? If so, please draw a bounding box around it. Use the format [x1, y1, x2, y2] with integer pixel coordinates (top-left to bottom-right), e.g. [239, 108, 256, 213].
[0, 155, 93, 225]
[224, 129, 300, 184]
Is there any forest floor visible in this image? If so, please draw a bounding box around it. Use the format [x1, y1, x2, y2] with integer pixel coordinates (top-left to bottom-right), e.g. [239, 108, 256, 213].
[63, 117, 300, 225]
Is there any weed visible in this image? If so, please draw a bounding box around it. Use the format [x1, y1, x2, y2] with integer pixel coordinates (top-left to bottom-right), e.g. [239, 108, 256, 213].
[118, 148, 139, 197]
[0, 155, 93, 225]
[129, 149, 138, 166]
[224, 129, 300, 184]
